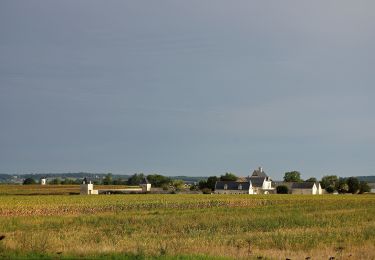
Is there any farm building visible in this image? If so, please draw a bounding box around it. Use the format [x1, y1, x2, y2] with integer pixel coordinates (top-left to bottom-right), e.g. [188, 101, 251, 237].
[214, 167, 275, 194]
[214, 181, 254, 194]
[247, 167, 274, 194]
[291, 182, 322, 195]
[40, 177, 47, 185]
[80, 177, 152, 195]
[80, 178, 98, 195]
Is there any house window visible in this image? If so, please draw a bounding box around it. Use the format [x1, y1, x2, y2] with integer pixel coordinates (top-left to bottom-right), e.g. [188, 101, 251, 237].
[238, 184, 242, 190]
[224, 184, 228, 190]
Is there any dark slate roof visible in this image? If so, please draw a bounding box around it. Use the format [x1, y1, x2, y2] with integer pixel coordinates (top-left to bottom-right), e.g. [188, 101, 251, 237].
[140, 177, 150, 184]
[251, 167, 269, 178]
[248, 177, 265, 188]
[215, 181, 250, 190]
[291, 182, 316, 189]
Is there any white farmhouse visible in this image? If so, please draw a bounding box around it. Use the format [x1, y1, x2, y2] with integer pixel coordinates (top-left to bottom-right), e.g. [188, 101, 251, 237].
[247, 167, 274, 194]
[214, 167, 275, 194]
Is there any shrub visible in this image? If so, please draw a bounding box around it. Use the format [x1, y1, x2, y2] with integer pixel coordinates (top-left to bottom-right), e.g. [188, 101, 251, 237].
[23, 178, 36, 185]
[276, 185, 289, 194]
[325, 186, 335, 193]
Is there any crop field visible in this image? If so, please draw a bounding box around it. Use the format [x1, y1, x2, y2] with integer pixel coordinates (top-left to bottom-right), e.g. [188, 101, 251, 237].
[0, 187, 374, 259]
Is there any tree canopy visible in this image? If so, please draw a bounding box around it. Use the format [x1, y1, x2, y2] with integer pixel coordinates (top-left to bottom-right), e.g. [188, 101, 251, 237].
[220, 173, 237, 181]
[199, 176, 218, 191]
[347, 177, 360, 194]
[127, 173, 145, 185]
[146, 174, 171, 187]
[283, 171, 302, 182]
[320, 175, 338, 189]
[305, 177, 317, 183]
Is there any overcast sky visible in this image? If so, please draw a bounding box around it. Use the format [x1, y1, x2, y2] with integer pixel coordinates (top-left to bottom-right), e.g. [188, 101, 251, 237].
[1, 1, 374, 179]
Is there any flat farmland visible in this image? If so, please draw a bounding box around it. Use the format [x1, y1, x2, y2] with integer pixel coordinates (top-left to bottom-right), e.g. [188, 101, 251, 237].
[0, 188, 374, 259]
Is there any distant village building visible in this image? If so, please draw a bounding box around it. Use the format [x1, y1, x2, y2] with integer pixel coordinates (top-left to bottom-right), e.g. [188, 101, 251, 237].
[80, 178, 98, 195]
[291, 182, 322, 195]
[80, 177, 151, 195]
[248, 167, 274, 194]
[214, 167, 275, 194]
[40, 177, 47, 185]
[140, 177, 151, 192]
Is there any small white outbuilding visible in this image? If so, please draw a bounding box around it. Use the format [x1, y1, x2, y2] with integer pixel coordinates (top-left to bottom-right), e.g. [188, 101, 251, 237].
[80, 178, 98, 195]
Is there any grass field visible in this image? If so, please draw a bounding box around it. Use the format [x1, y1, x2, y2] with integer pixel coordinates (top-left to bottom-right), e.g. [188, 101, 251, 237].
[0, 185, 374, 259]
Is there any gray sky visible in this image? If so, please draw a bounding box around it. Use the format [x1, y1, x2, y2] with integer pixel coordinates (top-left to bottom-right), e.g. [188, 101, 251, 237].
[1, 1, 374, 179]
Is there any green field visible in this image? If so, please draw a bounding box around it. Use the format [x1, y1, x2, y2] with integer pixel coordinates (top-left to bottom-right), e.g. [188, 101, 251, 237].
[0, 186, 374, 259]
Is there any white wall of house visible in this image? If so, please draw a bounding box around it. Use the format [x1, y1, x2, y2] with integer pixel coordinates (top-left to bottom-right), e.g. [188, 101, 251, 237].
[141, 183, 151, 192]
[80, 183, 99, 195]
[292, 183, 318, 195]
[262, 180, 272, 189]
[291, 188, 313, 195]
[40, 178, 46, 185]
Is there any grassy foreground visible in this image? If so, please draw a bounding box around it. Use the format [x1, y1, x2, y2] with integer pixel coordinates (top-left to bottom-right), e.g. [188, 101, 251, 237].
[0, 191, 374, 259]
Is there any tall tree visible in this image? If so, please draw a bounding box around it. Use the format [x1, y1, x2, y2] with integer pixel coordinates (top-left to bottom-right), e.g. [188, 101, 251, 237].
[359, 181, 370, 194]
[198, 176, 218, 191]
[337, 178, 349, 193]
[283, 171, 302, 182]
[220, 173, 237, 181]
[127, 173, 145, 185]
[206, 176, 218, 190]
[320, 175, 338, 189]
[347, 177, 360, 194]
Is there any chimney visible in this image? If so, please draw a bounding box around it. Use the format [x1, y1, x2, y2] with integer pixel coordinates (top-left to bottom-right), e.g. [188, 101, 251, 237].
[259, 166, 263, 172]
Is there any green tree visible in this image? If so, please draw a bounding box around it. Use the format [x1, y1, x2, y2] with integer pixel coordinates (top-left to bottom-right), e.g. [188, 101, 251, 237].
[220, 172, 237, 181]
[23, 178, 36, 185]
[207, 176, 218, 190]
[276, 185, 289, 194]
[359, 181, 370, 194]
[198, 176, 218, 191]
[103, 173, 113, 185]
[320, 175, 338, 189]
[337, 178, 349, 194]
[171, 180, 184, 191]
[305, 177, 317, 183]
[127, 173, 145, 185]
[198, 180, 208, 190]
[283, 171, 302, 182]
[325, 186, 335, 193]
[147, 174, 171, 187]
[347, 177, 360, 194]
